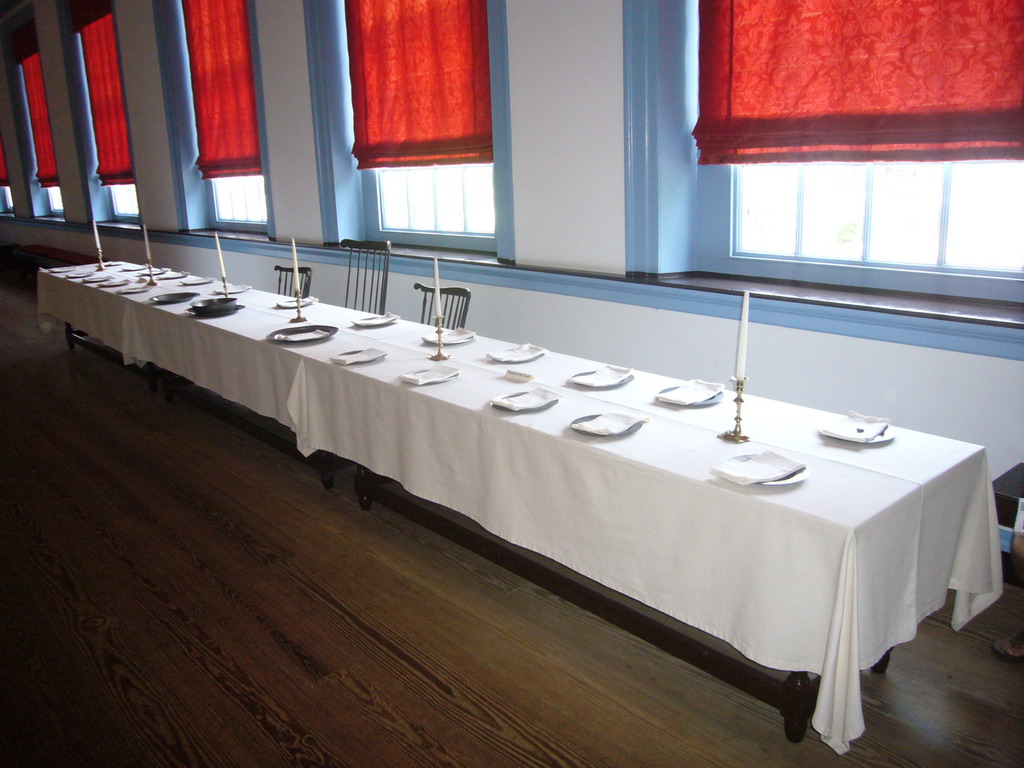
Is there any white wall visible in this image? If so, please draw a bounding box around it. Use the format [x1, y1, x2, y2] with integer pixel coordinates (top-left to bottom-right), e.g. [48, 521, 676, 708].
[505, 0, 626, 274]
[252, 0, 322, 244]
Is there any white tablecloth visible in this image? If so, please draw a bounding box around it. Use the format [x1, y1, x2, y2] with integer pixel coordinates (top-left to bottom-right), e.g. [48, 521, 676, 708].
[37, 268, 1002, 754]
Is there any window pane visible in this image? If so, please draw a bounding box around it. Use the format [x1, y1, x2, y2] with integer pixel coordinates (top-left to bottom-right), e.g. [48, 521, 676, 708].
[47, 186, 64, 213]
[738, 165, 797, 255]
[377, 164, 495, 236]
[801, 165, 865, 260]
[946, 163, 1024, 271]
[110, 184, 139, 217]
[212, 175, 266, 223]
[407, 168, 435, 231]
[464, 164, 495, 233]
[379, 170, 409, 229]
[434, 166, 465, 232]
[868, 164, 943, 265]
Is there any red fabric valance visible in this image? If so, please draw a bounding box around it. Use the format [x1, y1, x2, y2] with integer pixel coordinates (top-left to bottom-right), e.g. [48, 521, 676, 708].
[693, 0, 1024, 164]
[345, 0, 493, 169]
[78, 10, 134, 185]
[181, 0, 262, 179]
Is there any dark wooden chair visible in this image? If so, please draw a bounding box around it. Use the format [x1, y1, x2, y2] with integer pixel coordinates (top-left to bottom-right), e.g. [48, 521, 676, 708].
[413, 282, 471, 329]
[337, 239, 391, 314]
[274, 265, 312, 298]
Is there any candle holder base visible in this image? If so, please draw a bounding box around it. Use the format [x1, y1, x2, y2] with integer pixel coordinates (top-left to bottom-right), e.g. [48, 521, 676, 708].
[429, 315, 449, 360]
[718, 377, 750, 443]
[289, 312, 308, 323]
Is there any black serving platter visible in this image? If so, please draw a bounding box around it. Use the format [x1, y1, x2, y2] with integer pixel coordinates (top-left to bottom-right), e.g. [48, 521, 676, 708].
[150, 291, 201, 305]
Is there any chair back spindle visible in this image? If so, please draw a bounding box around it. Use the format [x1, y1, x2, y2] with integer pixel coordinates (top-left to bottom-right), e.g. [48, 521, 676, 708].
[338, 239, 391, 315]
[413, 281, 471, 330]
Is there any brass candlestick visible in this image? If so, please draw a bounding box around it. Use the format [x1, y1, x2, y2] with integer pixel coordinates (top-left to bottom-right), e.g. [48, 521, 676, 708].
[289, 289, 307, 323]
[95, 247, 107, 272]
[145, 259, 159, 286]
[718, 376, 750, 443]
[428, 314, 450, 361]
[221, 276, 230, 298]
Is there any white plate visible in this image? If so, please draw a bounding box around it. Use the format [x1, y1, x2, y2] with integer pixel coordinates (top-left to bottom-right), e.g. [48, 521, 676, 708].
[487, 344, 546, 363]
[100, 278, 130, 288]
[761, 467, 810, 485]
[656, 386, 725, 407]
[422, 328, 476, 345]
[179, 276, 214, 285]
[331, 348, 388, 365]
[352, 312, 399, 327]
[820, 428, 894, 445]
[569, 367, 634, 388]
[490, 388, 562, 412]
[117, 284, 153, 294]
[81, 275, 114, 284]
[399, 366, 460, 385]
[570, 413, 648, 437]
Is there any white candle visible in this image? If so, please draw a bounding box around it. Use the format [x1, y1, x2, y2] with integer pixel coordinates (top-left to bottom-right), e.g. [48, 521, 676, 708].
[92, 220, 101, 252]
[291, 238, 300, 298]
[214, 232, 226, 282]
[734, 291, 750, 380]
[432, 257, 442, 320]
[142, 224, 152, 266]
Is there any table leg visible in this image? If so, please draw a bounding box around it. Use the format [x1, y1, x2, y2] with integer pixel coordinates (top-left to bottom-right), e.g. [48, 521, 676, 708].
[64, 322, 77, 350]
[354, 465, 386, 511]
[781, 671, 815, 742]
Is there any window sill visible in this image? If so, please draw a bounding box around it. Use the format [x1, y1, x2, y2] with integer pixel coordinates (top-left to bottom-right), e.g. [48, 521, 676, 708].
[652, 272, 1024, 330]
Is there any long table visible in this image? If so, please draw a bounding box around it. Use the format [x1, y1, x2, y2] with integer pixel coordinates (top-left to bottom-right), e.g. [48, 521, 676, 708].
[37, 267, 1003, 754]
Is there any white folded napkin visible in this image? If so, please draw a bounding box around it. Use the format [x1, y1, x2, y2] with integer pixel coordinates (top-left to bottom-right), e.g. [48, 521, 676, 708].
[331, 348, 387, 365]
[821, 411, 890, 442]
[219, 283, 251, 294]
[179, 276, 213, 285]
[82, 275, 114, 283]
[400, 365, 460, 385]
[100, 278, 130, 288]
[570, 365, 633, 387]
[487, 343, 547, 363]
[274, 328, 331, 342]
[657, 379, 725, 405]
[161, 271, 188, 280]
[117, 284, 152, 294]
[711, 451, 806, 485]
[573, 412, 650, 435]
[421, 328, 476, 344]
[274, 296, 319, 309]
[352, 312, 399, 327]
[489, 387, 562, 411]
[119, 264, 147, 272]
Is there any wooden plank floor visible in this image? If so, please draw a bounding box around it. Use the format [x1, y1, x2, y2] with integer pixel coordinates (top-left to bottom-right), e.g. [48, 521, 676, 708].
[1, 272, 1022, 768]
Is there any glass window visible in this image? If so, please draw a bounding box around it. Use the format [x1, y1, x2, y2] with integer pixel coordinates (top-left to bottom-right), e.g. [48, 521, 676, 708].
[377, 164, 494, 237]
[46, 187, 64, 214]
[211, 175, 267, 224]
[736, 161, 1024, 273]
[109, 183, 139, 217]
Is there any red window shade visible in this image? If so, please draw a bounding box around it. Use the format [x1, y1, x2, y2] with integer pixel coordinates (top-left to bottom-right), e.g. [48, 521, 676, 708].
[345, 0, 493, 169]
[12, 22, 59, 187]
[76, 8, 135, 185]
[0, 135, 9, 187]
[181, 0, 262, 179]
[693, 1, 1024, 164]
